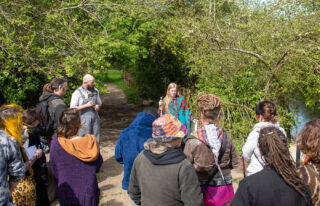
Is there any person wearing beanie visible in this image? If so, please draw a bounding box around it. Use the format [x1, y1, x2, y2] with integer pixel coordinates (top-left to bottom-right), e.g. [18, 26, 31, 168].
[128, 114, 203, 206]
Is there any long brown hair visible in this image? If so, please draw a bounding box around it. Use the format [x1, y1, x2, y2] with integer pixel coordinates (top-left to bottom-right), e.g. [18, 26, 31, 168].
[163, 83, 179, 113]
[56, 108, 81, 139]
[298, 119, 320, 163]
[196, 94, 222, 125]
[43, 78, 67, 93]
[259, 127, 310, 203]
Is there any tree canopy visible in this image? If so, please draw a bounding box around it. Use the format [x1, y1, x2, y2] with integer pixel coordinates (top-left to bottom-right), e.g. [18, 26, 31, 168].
[1, 0, 319, 150]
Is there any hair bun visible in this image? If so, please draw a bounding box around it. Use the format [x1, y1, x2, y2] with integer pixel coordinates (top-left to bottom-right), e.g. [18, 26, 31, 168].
[197, 94, 221, 110]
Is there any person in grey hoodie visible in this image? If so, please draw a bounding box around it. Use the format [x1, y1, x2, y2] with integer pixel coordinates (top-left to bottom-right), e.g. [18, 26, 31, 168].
[129, 114, 203, 206]
[242, 101, 286, 176]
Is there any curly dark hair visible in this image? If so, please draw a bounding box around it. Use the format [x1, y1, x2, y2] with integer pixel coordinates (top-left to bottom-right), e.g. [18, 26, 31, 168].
[259, 127, 310, 203]
[255, 101, 277, 123]
[298, 119, 320, 163]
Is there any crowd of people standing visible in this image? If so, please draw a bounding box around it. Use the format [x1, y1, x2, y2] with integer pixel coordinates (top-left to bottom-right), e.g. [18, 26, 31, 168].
[116, 83, 319, 206]
[0, 79, 319, 206]
[0, 74, 103, 206]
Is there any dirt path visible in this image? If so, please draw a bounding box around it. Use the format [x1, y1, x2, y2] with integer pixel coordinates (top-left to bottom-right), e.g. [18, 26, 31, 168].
[52, 82, 244, 205]
[97, 83, 140, 205]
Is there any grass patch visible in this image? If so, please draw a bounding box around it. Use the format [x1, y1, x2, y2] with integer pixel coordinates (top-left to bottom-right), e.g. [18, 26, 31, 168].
[97, 69, 140, 105]
[232, 177, 241, 183]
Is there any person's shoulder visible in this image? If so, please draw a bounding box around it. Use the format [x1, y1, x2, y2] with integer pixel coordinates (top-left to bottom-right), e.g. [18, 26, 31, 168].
[134, 150, 147, 164]
[0, 130, 11, 145]
[119, 127, 131, 137]
[297, 162, 320, 179]
[179, 158, 196, 170]
[0, 132, 20, 153]
[71, 87, 83, 95]
[185, 136, 203, 146]
[247, 124, 261, 138]
[248, 168, 280, 183]
[50, 97, 66, 105]
[50, 137, 61, 151]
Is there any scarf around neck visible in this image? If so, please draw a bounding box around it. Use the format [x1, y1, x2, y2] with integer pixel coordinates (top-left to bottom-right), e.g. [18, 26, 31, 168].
[197, 124, 223, 159]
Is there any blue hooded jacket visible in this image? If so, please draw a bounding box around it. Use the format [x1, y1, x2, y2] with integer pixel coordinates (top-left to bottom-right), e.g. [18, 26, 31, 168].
[115, 112, 156, 190]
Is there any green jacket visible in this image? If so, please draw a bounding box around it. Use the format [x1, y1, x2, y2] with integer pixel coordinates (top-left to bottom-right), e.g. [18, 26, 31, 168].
[129, 149, 203, 206]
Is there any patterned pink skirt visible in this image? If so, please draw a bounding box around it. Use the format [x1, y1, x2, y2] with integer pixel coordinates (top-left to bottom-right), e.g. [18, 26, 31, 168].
[200, 184, 234, 206]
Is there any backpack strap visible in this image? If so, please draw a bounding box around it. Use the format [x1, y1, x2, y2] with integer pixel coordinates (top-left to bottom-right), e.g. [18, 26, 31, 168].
[218, 130, 228, 163]
[202, 130, 228, 193]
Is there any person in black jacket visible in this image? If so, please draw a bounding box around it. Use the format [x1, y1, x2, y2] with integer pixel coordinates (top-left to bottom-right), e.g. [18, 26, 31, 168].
[230, 127, 311, 206]
[23, 108, 50, 206]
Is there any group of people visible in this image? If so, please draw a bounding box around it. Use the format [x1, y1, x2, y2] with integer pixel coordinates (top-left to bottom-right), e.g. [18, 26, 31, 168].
[0, 77, 319, 206]
[0, 74, 103, 206]
[116, 83, 320, 206]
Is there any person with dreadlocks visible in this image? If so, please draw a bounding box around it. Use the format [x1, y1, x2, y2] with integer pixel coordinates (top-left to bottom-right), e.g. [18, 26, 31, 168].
[230, 126, 311, 206]
[158, 83, 193, 136]
[184, 94, 238, 206]
[0, 105, 43, 205]
[242, 100, 286, 176]
[297, 119, 320, 206]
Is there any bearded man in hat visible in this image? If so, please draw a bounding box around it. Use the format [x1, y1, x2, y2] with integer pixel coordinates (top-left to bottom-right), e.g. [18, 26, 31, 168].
[128, 114, 203, 206]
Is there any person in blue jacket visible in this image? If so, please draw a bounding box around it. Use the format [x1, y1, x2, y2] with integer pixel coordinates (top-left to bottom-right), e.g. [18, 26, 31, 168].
[115, 107, 157, 198]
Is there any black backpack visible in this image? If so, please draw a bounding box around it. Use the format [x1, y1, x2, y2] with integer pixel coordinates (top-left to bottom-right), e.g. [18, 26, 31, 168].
[36, 95, 59, 139]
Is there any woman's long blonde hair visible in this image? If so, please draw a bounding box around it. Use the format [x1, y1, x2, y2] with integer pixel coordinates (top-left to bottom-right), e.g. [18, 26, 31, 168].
[0, 104, 33, 174]
[163, 83, 179, 113]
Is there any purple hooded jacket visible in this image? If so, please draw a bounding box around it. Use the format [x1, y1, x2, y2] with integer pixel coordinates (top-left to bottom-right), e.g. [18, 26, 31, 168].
[50, 137, 103, 206]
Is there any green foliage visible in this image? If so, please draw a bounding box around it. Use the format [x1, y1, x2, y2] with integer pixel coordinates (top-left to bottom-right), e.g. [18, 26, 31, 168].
[1, 0, 319, 154]
[98, 69, 140, 104]
[98, 0, 319, 152]
[173, 0, 319, 150]
[0, 0, 108, 106]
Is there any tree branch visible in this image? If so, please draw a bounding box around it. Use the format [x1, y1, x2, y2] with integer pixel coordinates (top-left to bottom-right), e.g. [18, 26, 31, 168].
[42, 0, 87, 15]
[78, 7, 108, 37]
[264, 54, 320, 99]
[216, 47, 271, 70]
[221, 102, 253, 112]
